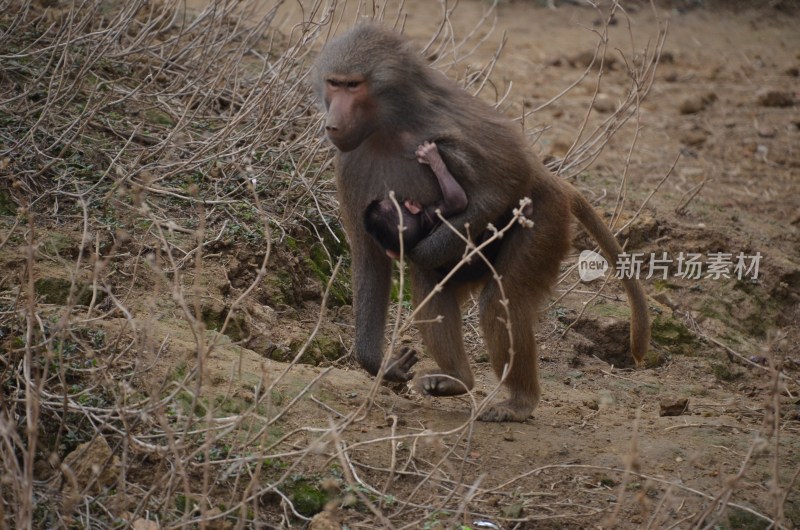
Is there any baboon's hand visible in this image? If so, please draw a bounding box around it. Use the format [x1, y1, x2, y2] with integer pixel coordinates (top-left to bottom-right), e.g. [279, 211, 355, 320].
[382, 346, 418, 382]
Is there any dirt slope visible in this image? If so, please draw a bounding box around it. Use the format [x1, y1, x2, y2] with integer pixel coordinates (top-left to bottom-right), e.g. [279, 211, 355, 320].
[1, 1, 798, 528]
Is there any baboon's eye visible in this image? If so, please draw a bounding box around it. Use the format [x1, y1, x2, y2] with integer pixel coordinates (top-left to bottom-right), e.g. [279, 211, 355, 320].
[326, 79, 361, 89]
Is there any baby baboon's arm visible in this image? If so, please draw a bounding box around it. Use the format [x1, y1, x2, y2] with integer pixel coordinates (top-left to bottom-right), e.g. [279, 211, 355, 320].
[416, 141, 468, 217]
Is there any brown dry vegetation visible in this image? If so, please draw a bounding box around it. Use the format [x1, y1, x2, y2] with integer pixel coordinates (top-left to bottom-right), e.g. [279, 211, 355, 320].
[0, 1, 798, 529]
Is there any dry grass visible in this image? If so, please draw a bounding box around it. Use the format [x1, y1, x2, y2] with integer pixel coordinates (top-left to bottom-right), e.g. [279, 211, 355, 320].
[0, 0, 795, 528]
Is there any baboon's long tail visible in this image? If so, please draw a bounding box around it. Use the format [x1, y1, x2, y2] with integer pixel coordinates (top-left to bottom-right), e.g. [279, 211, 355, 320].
[571, 192, 650, 364]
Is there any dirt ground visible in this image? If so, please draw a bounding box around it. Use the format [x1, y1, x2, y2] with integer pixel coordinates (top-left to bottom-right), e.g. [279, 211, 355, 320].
[2, 0, 799, 528]
[182, 1, 800, 527]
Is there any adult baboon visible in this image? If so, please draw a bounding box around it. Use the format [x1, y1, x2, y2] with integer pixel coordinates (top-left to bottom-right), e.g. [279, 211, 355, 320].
[313, 23, 649, 422]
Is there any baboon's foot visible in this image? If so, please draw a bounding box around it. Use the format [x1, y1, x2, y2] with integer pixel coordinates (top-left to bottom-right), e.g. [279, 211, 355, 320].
[415, 140, 439, 165]
[478, 397, 538, 422]
[382, 347, 419, 383]
[414, 370, 473, 396]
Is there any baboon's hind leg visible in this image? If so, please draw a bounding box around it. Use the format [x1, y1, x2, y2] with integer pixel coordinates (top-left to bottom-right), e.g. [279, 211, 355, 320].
[477, 279, 545, 422]
[411, 269, 475, 397]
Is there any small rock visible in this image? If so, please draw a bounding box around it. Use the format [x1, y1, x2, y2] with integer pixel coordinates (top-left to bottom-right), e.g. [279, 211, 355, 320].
[679, 96, 705, 114]
[301, 278, 323, 300]
[568, 50, 617, 70]
[503, 428, 515, 442]
[653, 293, 676, 310]
[569, 50, 597, 68]
[205, 507, 234, 530]
[757, 126, 777, 138]
[680, 129, 709, 147]
[501, 502, 524, 519]
[246, 335, 276, 355]
[679, 93, 717, 115]
[757, 90, 794, 108]
[61, 437, 120, 495]
[248, 303, 277, 326]
[584, 399, 600, 411]
[131, 519, 160, 530]
[309, 511, 341, 530]
[660, 397, 689, 416]
[593, 94, 616, 113]
[546, 137, 572, 159]
[593, 15, 617, 27]
[785, 66, 799, 77]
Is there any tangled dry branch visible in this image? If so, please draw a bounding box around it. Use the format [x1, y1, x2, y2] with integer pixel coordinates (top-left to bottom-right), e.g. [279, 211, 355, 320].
[0, 1, 793, 529]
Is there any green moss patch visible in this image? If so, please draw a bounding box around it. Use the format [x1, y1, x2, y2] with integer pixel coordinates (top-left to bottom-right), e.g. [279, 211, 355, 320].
[34, 277, 95, 306]
[651, 315, 699, 356]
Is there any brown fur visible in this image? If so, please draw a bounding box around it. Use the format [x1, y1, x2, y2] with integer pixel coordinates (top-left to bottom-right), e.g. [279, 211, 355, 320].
[313, 23, 650, 422]
[364, 141, 469, 257]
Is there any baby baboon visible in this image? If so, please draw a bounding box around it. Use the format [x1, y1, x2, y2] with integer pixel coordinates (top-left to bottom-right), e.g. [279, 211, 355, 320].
[364, 141, 468, 258]
[364, 140, 531, 284]
[314, 23, 650, 422]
